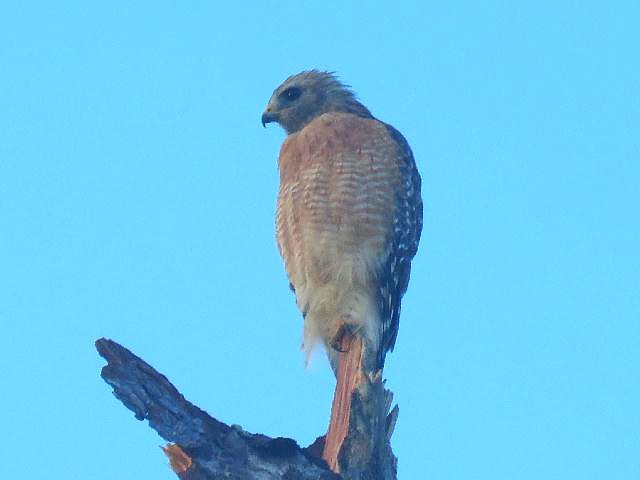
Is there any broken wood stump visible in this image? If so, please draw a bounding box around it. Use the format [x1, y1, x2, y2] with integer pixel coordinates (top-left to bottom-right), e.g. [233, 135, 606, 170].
[96, 337, 398, 479]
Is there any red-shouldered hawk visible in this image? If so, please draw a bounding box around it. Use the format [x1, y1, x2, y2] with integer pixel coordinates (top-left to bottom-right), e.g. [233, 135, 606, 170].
[262, 71, 422, 374]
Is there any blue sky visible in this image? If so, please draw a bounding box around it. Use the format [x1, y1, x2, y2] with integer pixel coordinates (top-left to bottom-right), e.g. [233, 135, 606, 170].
[1, 2, 638, 479]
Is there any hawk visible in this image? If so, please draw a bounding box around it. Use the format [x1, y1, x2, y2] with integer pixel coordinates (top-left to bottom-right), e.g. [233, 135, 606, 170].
[262, 70, 422, 374]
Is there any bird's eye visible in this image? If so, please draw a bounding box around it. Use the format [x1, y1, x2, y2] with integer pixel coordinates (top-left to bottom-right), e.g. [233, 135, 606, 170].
[280, 87, 302, 101]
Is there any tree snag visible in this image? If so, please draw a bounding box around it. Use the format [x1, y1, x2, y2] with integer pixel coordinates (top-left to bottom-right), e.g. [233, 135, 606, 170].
[96, 337, 398, 479]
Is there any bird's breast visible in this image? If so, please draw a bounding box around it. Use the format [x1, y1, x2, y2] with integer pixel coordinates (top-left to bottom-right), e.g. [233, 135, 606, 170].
[276, 113, 401, 289]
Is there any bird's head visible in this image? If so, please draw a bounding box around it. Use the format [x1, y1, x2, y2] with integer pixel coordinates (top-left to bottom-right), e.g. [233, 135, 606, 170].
[261, 70, 372, 134]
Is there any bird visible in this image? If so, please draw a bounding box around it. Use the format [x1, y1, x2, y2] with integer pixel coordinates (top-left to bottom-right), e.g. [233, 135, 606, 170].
[262, 70, 422, 375]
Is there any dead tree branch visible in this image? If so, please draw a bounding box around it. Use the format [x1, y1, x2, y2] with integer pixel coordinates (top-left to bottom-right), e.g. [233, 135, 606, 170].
[96, 337, 398, 479]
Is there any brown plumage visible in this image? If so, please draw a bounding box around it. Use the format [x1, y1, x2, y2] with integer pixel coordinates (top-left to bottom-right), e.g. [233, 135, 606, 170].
[262, 70, 422, 373]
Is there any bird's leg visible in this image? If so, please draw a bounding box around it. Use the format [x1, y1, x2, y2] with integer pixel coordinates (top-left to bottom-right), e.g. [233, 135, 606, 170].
[330, 322, 361, 353]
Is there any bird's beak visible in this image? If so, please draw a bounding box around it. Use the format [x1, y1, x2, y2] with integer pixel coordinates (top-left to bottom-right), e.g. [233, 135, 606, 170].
[261, 110, 278, 128]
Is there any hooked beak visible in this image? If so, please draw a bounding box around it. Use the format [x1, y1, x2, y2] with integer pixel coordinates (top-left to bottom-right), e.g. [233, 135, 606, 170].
[261, 110, 278, 128]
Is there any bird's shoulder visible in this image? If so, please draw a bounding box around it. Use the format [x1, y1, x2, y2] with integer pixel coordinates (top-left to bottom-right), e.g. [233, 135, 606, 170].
[279, 112, 405, 168]
[304, 112, 390, 144]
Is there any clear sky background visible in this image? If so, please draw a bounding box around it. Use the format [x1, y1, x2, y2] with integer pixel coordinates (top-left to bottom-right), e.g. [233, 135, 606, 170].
[1, 2, 638, 479]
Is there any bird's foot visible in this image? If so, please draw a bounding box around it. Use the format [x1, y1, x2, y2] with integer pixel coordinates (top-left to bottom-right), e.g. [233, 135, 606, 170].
[330, 323, 361, 353]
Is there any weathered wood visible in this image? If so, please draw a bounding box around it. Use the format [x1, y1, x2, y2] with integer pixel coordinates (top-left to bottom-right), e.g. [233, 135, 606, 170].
[323, 334, 399, 479]
[338, 371, 399, 479]
[96, 338, 339, 480]
[323, 334, 364, 472]
[96, 337, 398, 480]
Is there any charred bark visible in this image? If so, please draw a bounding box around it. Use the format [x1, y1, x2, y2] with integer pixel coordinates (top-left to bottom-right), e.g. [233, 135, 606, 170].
[96, 338, 398, 480]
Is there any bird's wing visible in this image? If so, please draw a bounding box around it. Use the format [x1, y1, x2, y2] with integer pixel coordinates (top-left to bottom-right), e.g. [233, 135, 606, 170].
[374, 123, 423, 368]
